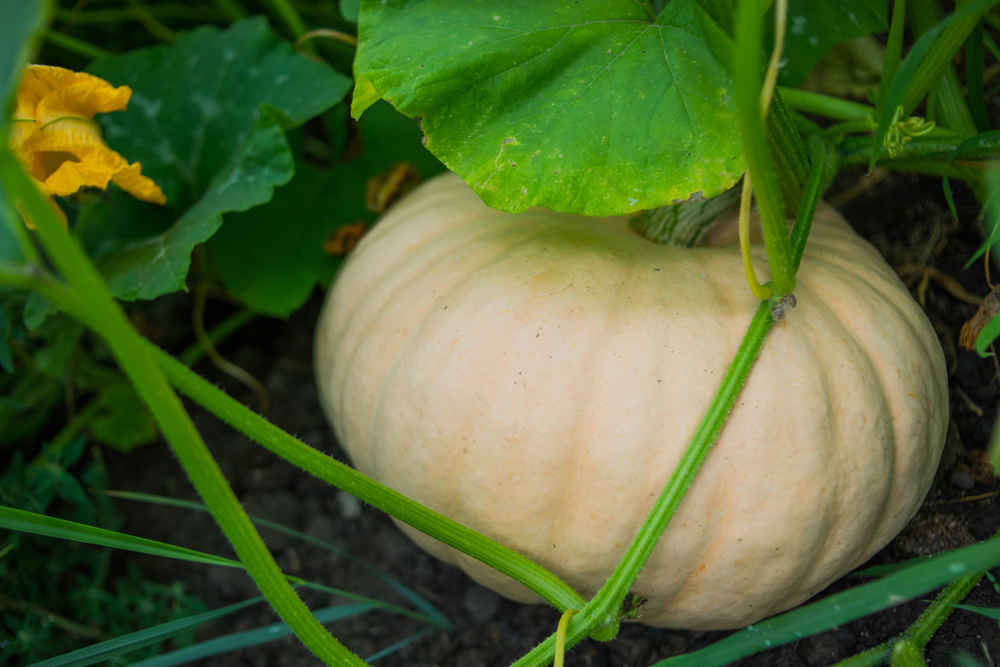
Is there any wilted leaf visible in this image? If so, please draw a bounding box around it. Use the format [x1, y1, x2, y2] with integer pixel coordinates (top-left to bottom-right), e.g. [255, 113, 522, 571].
[960, 284, 1000, 355]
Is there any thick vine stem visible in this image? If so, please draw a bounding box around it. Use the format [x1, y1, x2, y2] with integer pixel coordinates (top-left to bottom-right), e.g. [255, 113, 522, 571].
[0, 262, 604, 641]
[734, 0, 795, 296]
[508, 127, 834, 667]
[508, 301, 777, 667]
[0, 151, 368, 667]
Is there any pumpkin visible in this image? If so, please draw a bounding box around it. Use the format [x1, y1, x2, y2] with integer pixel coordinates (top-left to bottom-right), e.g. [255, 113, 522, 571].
[314, 172, 947, 630]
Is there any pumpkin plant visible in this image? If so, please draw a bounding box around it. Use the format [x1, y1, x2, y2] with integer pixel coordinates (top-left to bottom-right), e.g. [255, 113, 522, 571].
[3, 0, 1000, 666]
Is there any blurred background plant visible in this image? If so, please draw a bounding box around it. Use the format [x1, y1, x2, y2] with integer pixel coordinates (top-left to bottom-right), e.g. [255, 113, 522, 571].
[1, 1, 445, 663]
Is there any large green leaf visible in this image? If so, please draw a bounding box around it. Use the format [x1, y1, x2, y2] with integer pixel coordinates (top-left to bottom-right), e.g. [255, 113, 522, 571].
[779, 0, 887, 87]
[84, 17, 351, 300]
[95, 112, 291, 299]
[208, 102, 444, 317]
[353, 0, 741, 216]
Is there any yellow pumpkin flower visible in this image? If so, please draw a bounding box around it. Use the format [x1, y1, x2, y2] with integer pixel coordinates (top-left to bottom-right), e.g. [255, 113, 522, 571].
[9, 65, 166, 225]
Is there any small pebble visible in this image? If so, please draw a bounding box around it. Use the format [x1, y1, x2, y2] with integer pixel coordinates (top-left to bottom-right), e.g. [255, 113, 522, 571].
[337, 490, 362, 519]
[950, 470, 976, 490]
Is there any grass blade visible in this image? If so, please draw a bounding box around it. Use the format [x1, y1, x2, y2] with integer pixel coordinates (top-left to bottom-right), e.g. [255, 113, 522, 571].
[967, 18, 990, 132]
[652, 536, 1000, 667]
[101, 490, 452, 629]
[26, 597, 264, 667]
[1, 504, 443, 627]
[126, 604, 373, 667]
[0, 505, 242, 569]
[879, 0, 907, 112]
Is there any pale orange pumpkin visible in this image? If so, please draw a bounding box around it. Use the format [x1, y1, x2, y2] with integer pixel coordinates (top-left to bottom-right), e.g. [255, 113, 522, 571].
[315, 172, 947, 629]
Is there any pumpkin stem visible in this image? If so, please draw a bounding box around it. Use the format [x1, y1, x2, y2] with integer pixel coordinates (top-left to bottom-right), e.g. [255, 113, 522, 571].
[629, 185, 741, 247]
[554, 609, 578, 667]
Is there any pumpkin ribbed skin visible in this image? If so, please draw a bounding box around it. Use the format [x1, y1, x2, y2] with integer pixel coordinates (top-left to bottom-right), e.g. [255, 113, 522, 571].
[315, 173, 947, 630]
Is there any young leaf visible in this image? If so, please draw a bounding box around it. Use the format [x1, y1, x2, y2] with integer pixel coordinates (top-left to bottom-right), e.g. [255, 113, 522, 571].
[84, 18, 351, 300]
[779, 0, 888, 88]
[353, 0, 742, 216]
[208, 102, 445, 317]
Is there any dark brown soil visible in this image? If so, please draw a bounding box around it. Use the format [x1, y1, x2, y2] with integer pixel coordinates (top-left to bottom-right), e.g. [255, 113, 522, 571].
[104, 169, 1000, 667]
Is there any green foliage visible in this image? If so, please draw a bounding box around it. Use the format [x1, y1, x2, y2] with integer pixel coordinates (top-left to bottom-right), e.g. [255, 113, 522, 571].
[82, 17, 351, 300]
[0, 292, 158, 451]
[208, 101, 444, 316]
[0, 0, 46, 115]
[0, 175, 27, 268]
[0, 440, 205, 665]
[871, 0, 996, 170]
[339, 0, 360, 23]
[4, 1, 1000, 666]
[652, 536, 1000, 666]
[353, 0, 742, 216]
[779, 0, 888, 87]
[89, 377, 160, 453]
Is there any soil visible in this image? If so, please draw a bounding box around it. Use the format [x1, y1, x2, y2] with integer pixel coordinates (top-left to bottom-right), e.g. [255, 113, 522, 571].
[103, 169, 1000, 667]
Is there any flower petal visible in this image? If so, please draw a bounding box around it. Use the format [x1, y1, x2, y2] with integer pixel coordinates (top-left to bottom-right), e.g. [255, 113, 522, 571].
[35, 74, 132, 125]
[13, 65, 76, 120]
[111, 163, 167, 205]
[8, 120, 38, 171]
[11, 66, 164, 207]
[42, 156, 119, 197]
